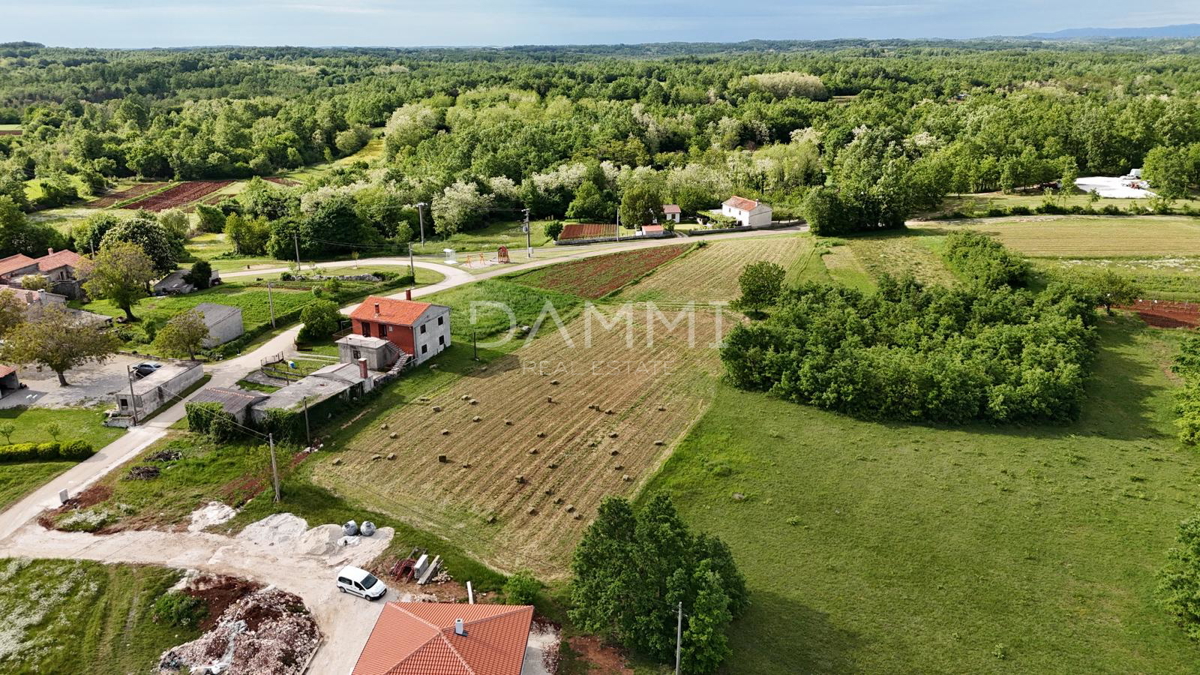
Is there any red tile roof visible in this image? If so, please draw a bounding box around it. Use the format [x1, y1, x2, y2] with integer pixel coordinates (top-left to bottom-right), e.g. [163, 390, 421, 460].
[0, 254, 35, 278]
[352, 602, 534, 675]
[723, 196, 760, 211]
[642, 225, 665, 233]
[37, 249, 83, 272]
[351, 296, 432, 327]
[662, 204, 681, 214]
[0, 365, 16, 379]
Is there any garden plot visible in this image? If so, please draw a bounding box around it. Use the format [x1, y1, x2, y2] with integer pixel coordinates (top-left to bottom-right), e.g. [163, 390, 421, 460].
[844, 233, 955, 286]
[619, 236, 811, 304]
[513, 245, 689, 299]
[316, 306, 726, 577]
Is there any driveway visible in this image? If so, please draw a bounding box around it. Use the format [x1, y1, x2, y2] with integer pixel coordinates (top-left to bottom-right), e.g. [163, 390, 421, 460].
[0, 353, 146, 409]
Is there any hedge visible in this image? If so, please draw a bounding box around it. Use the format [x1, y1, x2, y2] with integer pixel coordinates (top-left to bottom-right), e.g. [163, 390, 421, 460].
[0, 440, 95, 463]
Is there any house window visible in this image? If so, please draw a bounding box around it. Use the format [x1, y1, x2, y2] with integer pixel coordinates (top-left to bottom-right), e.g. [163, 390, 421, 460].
[352, 349, 361, 360]
[421, 344, 428, 354]
[437, 316, 444, 326]
[438, 335, 445, 346]
[361, 322, 371, 338]
[120, 399, 128, 410]
[379, 324, 388, 337]
[420, 324, 426, 334]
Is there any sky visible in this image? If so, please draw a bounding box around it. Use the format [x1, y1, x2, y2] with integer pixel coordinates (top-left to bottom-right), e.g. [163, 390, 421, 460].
[0, 0, 1196, 48]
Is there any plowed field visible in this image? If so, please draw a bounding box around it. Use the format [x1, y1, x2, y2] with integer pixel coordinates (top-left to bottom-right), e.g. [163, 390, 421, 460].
[316, 307, 727, 576]
[619, 236, 810, 304]
[85, 183, 167, 208]
[121, 181, 233, 212]
[513, 245, 688, 299]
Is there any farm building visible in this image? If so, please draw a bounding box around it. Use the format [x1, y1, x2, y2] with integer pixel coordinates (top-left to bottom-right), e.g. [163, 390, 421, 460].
[189, 387, 268, 425]
[335, 334, 403, 371]
[641, 224, 667, 238]
[8, 289, 111, 325]
[662, 204, 682, 223]
[721, 196, 773, 227]
[249, 362, 368, 425]
[0, 248, 86, 298]
[350, 295, 451, 366]
[557, 223, 618, 244]
[154, 267, 221, 296]
[352, 602, 535, 675]
[114, 362, 204, 422]
[193, 303, 244, 347]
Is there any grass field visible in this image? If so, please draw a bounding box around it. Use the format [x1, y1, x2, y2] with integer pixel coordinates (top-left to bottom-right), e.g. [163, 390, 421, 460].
[911, 216, 1200, 258]
[0, 406, 124, 449]
[0, 461, 75, 511]
[924, 190, 1200, 219]
[315, 307, 725, 577]
[843, 231, 956, 285]
[275, 133, 386, 183]
[620, 236, 810, 304]
[83, 283, 320, 334]
[0, 559, 198, 673]
[643, 316, 1200, 673]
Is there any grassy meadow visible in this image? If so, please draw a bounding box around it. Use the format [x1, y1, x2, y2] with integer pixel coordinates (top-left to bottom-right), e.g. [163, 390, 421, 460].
[644, 317, 1200, 673]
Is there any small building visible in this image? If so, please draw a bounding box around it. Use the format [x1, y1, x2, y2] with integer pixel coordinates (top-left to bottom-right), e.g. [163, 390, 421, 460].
[0, 365, 20, 398]
[7, 288, 111, 326]
[36, 249, 84, 282]
[115, 361, 204, 421]
[154, 267, 222, 296]
[0, 248, 85, 298]
[336, 334, 403, 371]
[350, 295, 451, 366]
[722, 196, 773, 227]
[641, 224, 667, 238]
[194, 303, 244, 348]
[249, 362, 368, 425]
[188, 387, 267, 425]
[352, 602, 535, 675]
[662, 204, 682, 223]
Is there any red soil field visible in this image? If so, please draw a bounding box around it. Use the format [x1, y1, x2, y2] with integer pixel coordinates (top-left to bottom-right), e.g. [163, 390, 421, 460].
[559, 223, 617, 241]
[1125, 299, 1200, 329]
[514, 245, 689, 299]
[84, 182, 166, 209]
[0, 130, 20, 136]
[120, 180, 234, 212]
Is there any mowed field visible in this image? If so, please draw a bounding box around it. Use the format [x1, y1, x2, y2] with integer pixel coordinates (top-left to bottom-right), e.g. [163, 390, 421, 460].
[620, 235, 812, 304]
[314, 308, 726, 577]
[911, 216, 1200, 257]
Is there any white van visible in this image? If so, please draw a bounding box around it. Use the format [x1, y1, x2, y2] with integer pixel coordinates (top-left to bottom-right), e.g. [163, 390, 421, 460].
[336, 566, 388, 600]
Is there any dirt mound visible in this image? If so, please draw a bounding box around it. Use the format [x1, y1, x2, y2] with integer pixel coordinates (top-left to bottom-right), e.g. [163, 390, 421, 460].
[159, 586, 320, 675]
[182, 574, 263, 631]
[296, 524, 342, 557]
[237, 513, 309, 548]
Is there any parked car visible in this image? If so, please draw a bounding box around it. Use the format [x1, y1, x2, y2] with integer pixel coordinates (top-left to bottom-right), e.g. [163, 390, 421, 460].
[336, 566, 387, 600]
[131, 362, 162, 379]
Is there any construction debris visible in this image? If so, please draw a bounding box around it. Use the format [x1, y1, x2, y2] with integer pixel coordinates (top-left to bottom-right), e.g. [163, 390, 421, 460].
[126, 466, 160, 480]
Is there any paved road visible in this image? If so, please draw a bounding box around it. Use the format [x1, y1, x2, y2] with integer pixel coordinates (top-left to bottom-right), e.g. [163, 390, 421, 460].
[0, 225, 803, 666]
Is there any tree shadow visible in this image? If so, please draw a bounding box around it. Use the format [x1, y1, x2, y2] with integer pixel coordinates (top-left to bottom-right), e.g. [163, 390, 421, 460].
[728, 590, 867, 674]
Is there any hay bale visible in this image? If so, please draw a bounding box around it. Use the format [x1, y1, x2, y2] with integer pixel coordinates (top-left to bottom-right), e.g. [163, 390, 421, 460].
[605, 409, 615, 415]
[623, 474, 632, 482]
[462, 462, 471, 469]
[610, 449, 619, 456]
[536, 431, 546, 438]
[608, 432, 619, 439]
[441, 429, 450, 435]
[470, 399, 479, 405]
[527, 507, 537, 515]
[547, 462, 557, 469]
[553, 497, 563, 504]
[461, 395, 470, 401]
[380, 423, 389, 430]
[544, 488, 555, 496]
[389, 432, 398, 439]
[332, 458, 342, 466]
[516, 475, 526, 484]
[486, 514, 497, 524]
[371, 454, 382, 461]
[566, 504, 575, 513]
[658, 405, 667, 411]
[587, 441, 597, 448]
[614, 464, 624, 470]
[432, 405, 442, 412]
[654, 440, 664, 446]
[529, 448, 538, 455]
[438, 454, 448, 463]
[546, 396, 554, 403]
[504, 419, 513, 426]
[472, 415, 482, 422]
[550, 379, 559, 385]
[573, 513, 582, 520]
[386, 453, 396, 460]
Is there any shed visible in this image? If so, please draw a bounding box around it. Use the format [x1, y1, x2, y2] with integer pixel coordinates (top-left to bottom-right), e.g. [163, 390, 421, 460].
[249, 362, 367, 425]
[0, 365, 20, 398]
[336, 334, 403, 371]
[194, 303, 244, 347]
[115, 362, 204, 421]
[189, 387, 268, 425]
[662, 204, 682, 223]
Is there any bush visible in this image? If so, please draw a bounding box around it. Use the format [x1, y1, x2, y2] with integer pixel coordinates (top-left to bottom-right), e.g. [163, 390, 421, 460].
[545, 221, 564, 241]
[1157, 515, 1200, 640]
[503, 570, 541, 605]
[298, 298, 342, 342]
[0, 440, 95, 463]
[153, 592, 207, 629]
[942, 231, 1030, 289]
[721, 275, 1096, 424]
[1008, 205, 1032, 216]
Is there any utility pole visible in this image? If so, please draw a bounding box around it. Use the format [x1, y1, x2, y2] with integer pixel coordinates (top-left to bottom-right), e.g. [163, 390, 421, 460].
[292, 231, 301, 268]
[268, 433, 281, 502]
[472, 329, 478, 360]
[267, 281, 276, 328]
[675, 601, 683, 675]
[416, 202, 427, 246]
[302, 396, 312, 449]
[523, 208, 532, 258]
[126, 365, 139, 426]
[615, 206, 621, 242]
[409, 243, 415, 280]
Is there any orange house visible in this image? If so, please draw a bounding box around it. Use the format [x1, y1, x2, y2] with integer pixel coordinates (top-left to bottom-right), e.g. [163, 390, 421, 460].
[349, 295, 451, 365]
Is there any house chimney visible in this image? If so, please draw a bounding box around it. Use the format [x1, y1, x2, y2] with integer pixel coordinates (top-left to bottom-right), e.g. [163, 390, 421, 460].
[454, 618, 467, 637]
[47, 247, 54, 256]
[357, 357, 368, 379]
[405, 288, 412, 301]
[373, 302, 380, 316]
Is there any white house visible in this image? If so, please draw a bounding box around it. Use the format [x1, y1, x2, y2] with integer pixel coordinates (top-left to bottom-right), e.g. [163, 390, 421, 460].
[662, 204, 682, 223]
[194, 303, 245, 348]
[722, 196, 773, 227]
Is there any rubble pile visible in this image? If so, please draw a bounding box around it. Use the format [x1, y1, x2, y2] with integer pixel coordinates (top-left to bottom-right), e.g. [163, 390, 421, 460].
[159, 587, 321, 675]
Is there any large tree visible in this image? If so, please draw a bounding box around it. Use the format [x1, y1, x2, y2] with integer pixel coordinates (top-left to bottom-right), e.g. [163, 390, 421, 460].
[80, 241, 158, 321]
[570, 495, 747, 673]
[734, 261, 786, 314]
[0, 289, 25, 338]
[99, 216, 177, 274]
[0, 195, 64, 259]
[618, 182, 663, 228]
[1, 304, 119, 386]
[153, 310, 210, 360]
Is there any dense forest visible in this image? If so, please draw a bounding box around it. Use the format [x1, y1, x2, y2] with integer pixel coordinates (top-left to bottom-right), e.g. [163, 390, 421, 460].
[2, 39, 1200, 254]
